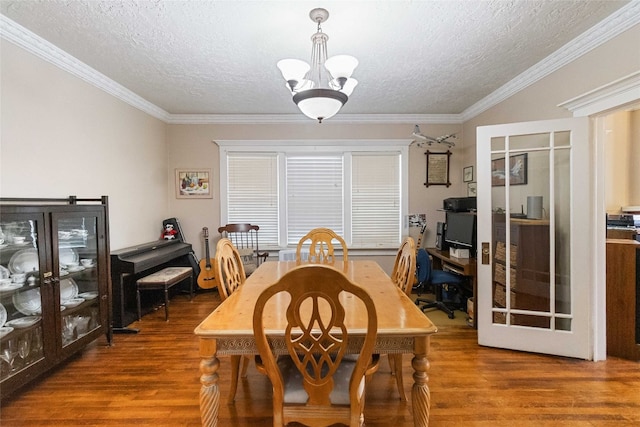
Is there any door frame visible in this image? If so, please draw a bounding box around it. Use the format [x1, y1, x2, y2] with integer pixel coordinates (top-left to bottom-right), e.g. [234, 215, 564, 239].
[558, 71, 640, 360]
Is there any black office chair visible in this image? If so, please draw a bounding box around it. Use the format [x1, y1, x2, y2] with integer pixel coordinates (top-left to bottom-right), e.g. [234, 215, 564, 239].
[414, 248, 465, 319]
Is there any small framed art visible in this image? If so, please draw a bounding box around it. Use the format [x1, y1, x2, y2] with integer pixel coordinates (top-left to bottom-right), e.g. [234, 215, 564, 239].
[467, 182, 477, 197]
[491, 153, 528, 186]
[425, 150, 451, 187]
[175, 169, 212, 199]
[463, 166, 473, 182]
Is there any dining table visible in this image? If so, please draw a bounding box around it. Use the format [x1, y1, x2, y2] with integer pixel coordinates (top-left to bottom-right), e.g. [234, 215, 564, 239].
[194, 259, 438, 426]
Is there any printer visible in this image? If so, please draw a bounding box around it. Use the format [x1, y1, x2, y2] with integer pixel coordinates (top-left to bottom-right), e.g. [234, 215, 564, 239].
[443, 197, 477, 212]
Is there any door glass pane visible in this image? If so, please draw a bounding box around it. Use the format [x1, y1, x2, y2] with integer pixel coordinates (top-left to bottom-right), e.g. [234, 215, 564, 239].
[491, 133, 560, 329]
[514, 148, 551, 329]
[491, 149, 509, 322]
[554, 131, 571, 148]
[491, 136, 505, 152]
[58, 215, 101, 347]
[554, 148, 571, 329]
[510, 132, 551, 151]
[0, 219, 44, 379]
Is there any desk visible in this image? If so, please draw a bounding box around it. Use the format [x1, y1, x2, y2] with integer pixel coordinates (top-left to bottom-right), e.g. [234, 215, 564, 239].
[425, 248, 477, 327]
[194, 260, 437, 426]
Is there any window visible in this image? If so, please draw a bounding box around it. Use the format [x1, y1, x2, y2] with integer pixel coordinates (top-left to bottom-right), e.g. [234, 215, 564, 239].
[219, 140, 408, 250]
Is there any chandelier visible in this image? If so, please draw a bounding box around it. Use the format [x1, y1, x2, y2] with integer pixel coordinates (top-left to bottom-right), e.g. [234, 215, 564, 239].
[277, 8, 358, 123]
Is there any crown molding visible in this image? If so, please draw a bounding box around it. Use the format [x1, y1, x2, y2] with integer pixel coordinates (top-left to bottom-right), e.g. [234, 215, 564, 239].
[0, 15, 171, 122]
[215, 139, 411, 148]
[166, 113, 463, 125]
[558, 70, 640, 117]
[461, 1, 640, 121]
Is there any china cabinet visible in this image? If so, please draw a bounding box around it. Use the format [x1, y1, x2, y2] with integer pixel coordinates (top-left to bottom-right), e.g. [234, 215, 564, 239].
[0, 196, 111, 399]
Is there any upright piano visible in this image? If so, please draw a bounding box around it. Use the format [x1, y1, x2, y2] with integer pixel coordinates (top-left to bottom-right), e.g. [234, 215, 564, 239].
[111, 239, 197, 331]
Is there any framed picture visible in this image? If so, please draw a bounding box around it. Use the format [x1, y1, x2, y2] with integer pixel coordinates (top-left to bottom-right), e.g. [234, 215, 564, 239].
[175, 169, 212, 199]
[467, 182, 477, 197]
[424, 150, 451, 187]
[491, 153, 528, 186]
[463, 166, 473, 182]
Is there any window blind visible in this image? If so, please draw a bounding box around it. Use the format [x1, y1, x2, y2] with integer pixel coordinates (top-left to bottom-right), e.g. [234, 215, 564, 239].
[286, 155, 343, 245]
[227, 154, 279, 246]
[352, 154, 400, 248]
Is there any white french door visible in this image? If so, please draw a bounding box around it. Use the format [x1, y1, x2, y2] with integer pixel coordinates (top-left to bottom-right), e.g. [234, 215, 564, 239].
[476, 117, 592, 359]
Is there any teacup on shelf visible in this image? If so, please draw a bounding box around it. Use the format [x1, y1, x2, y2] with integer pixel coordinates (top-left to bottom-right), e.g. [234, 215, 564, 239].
[80, 259, 94, 267]
[12, 236, 26, 244]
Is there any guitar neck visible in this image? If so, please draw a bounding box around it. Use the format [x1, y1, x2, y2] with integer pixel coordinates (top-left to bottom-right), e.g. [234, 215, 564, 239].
[204, 238, 212, 268]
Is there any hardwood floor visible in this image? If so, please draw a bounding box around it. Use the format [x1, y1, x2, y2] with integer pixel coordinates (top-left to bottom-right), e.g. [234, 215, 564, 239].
[1, 290, 639, 426]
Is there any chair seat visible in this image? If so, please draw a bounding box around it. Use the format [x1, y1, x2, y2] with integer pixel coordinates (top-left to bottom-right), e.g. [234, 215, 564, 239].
[278, 356, 364, 405]
[430, 269, 464, 285]
[137, 267, 192, 287]
[234, 248, 258, 275]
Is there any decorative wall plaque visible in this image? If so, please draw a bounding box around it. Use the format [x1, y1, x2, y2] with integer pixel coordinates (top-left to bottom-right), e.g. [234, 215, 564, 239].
[425, 150, 451, 187]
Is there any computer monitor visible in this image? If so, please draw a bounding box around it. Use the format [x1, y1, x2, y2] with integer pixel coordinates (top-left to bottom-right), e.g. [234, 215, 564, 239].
[445, 211, 476, 254]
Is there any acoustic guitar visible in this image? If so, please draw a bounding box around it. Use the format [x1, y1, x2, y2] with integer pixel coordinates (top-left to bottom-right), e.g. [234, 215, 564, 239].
[197, 227, 216, 289]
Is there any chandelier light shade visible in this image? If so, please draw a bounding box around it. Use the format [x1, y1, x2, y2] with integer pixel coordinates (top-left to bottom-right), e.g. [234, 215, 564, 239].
[277, 8, 358, 123]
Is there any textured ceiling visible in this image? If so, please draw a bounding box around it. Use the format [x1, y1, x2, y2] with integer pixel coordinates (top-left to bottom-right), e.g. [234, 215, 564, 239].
[0, 0, 631, 118]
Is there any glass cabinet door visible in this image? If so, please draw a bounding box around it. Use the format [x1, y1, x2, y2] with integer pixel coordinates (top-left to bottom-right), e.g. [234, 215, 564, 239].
[0, 214, 47, 380]
[53, 212, 104, 349]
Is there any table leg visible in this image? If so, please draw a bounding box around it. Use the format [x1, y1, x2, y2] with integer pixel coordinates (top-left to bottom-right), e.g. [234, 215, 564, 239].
[199, 340, 220, 427]
[411, 337, 431, 427]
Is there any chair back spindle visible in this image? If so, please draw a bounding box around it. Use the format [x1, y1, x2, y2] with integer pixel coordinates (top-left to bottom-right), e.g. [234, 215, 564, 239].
[218, 223, 268, 276]
[296, 227, 348, 266]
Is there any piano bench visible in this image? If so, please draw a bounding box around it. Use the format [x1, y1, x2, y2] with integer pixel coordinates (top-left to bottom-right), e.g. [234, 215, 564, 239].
[136, 266, 193, 321]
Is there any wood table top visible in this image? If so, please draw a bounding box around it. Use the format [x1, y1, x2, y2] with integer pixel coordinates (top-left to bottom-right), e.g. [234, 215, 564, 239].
[195, 260, 437, 338]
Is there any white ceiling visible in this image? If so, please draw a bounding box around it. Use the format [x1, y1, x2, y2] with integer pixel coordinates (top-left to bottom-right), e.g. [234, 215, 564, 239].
[0, 1, 635, 122]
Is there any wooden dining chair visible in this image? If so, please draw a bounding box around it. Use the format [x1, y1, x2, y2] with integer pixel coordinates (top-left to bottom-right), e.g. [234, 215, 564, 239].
[386, 236, 417, 401]
[296, 227, 348, 265]
[213, 238, 251, 402]
[253, 264, 377, 427]
[218, 223, 268, 276]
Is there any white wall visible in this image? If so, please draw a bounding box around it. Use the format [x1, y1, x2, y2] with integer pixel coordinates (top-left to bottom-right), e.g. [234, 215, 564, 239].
[0, 40, 169, 250]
